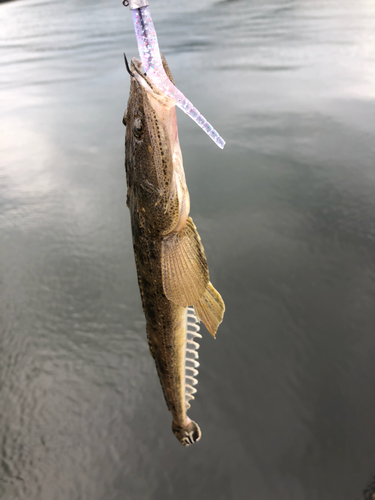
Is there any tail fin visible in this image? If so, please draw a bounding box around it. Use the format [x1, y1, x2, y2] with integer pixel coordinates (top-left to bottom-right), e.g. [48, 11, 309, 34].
[172, 419, 201, 447]
[193, 282, 225, 338]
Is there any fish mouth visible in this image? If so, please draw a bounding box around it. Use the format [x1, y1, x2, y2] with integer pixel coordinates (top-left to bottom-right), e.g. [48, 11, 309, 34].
[131, 57, 176, 108]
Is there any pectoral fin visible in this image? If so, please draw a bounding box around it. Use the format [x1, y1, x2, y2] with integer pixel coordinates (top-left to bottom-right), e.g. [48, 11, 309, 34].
[193, 282, 225, 338]
[161, 217, 225, 337]
[162, 217, 209, 307]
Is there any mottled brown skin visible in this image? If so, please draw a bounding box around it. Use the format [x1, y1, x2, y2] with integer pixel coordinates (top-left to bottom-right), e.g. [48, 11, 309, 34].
[123, 57, 195, 439]
[123, 55, 225, 445]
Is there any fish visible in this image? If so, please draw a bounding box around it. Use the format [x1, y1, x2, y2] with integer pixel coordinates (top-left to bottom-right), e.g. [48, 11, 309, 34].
[123, 54, 225, 446]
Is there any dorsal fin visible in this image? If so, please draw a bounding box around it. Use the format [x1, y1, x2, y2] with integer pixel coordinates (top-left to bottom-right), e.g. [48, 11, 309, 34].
[185, 307, 202, 411]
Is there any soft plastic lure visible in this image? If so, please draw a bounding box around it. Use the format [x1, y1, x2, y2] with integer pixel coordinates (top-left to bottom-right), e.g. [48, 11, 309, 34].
[124, 0, 225, 149]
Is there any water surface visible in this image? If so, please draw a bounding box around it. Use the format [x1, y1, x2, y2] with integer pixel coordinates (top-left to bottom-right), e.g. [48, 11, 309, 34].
[1, 0, 375, 499]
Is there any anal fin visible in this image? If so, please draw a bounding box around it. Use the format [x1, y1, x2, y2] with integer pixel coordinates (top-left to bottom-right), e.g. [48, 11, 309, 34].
[185, 307, 201, 411]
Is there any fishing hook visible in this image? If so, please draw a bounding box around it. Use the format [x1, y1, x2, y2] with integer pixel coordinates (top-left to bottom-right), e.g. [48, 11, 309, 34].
[123, 53, 134, 77]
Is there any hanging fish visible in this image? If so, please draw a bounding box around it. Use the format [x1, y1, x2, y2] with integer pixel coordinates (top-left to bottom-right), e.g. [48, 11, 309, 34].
[123, 52, 225, 446]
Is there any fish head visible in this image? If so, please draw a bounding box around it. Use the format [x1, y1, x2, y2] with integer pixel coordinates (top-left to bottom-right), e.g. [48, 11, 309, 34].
[124, 56, 190, 236]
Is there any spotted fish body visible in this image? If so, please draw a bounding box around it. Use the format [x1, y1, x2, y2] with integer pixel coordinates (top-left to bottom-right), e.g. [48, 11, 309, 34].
[123, 56, 225, 446]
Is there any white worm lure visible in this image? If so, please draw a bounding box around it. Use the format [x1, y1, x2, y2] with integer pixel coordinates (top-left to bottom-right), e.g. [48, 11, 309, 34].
[125, 0, 225, 149]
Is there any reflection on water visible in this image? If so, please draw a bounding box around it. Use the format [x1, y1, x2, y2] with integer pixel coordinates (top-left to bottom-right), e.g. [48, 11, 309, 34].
[1, 0, 375, 499]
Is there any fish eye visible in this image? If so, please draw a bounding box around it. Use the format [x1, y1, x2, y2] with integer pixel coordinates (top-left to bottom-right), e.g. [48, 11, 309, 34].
[133, 118, 144, 139]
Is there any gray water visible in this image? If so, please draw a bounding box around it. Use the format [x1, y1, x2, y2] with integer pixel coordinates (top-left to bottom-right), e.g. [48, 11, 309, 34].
[1, 0, 375, 498]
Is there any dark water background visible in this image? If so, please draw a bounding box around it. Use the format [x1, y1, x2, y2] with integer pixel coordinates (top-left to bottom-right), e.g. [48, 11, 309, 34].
[1, 0, 375, 498]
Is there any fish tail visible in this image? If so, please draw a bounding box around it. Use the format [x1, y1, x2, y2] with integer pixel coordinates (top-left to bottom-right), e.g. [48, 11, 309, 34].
[172, 419, 201, 447]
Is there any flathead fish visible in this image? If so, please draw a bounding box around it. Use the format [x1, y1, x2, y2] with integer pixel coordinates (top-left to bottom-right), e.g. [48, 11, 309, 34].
[123, 55, 225, 446]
